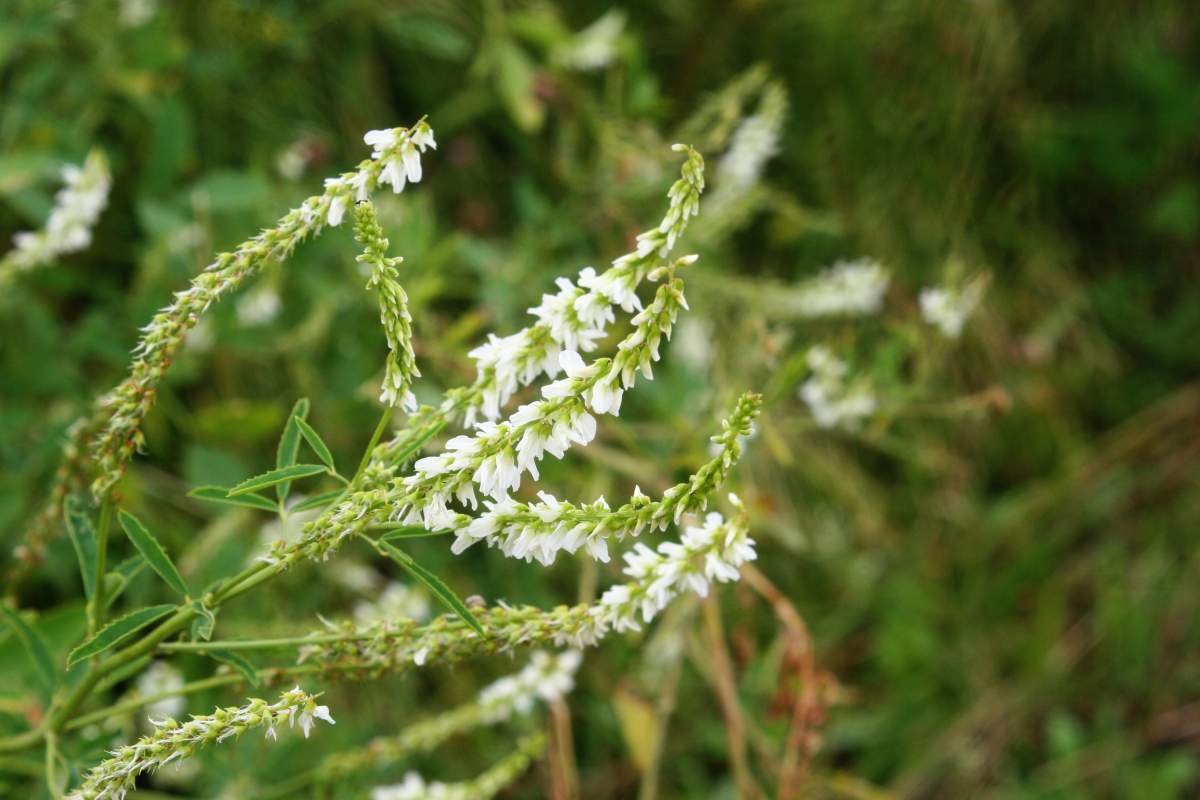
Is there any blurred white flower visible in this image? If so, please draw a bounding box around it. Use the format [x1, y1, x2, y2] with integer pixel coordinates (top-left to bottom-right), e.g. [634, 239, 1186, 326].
[920, 280, 984, 338]
[136, 661, 185, 721]
[354, 581, 431, 624]
[236, 287, 281, 327]
[556, 11, 625, 71]
[793, 258, 890, 317]
[799, 346, 876, 430]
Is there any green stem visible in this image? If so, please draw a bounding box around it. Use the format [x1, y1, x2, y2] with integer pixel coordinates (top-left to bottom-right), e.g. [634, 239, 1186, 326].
[353, 405, 393, 485]
[88, 498, 112, 637]
[159, 632, 358, 653]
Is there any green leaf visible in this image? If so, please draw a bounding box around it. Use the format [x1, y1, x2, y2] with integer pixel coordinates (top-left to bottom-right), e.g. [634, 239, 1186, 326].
[228, 464, 327, 497]
[0, 604, 58, 692]
[118, 510, 189, 598]
[188, 485, 279, 512]
[379, 526, 451, 541]
[290, 490, 345, 513]
[275, 398, 310, 502]
[208, 650, 260, 686]
[190, 601, 216, 641]
[378, 542, 485, 636]
[104, 556, 147, 609]
[293, 416, 335, 471]
[64, 498, 97, 601]
[67, 605, 176, 667]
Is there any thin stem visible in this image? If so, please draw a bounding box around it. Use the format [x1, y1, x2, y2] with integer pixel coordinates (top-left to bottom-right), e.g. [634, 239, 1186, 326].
[353, 406, 393, 485]
[158, 632, 354, 653]
[88, 497, 112, 637]
[44, 731, 59, 798]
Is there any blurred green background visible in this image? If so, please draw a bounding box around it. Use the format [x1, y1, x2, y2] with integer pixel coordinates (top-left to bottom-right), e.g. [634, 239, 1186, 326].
[2, 1, 1199, 798]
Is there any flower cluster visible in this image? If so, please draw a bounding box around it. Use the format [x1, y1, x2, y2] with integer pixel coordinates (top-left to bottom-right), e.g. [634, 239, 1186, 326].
[370, 732, 546, 800]
[587, 504, 756, 637]
[1, 150, 111, 284]
[356, 201, 421, 412]
[89, 120, 435, 498]
[68, 687, 333, 800]
[799, 345, 877, 430]
[450, 392, 762, 565]
[920, 279, 984, 338]
[393, 257, 694, 533]
[791, 258, 890, 317]
[300, 507, 754, 671]
[458, 144, 703, 425]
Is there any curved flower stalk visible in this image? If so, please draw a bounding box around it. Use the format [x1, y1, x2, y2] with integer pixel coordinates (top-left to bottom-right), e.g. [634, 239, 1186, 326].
[279, 255, 694, 563]
[356, 201, 420, 412]
[0, 150, 111, 287]
[319, 651, 579, 782]
[790, 258, 890, 318]
[68, 687, 334, 800]
[457, 144, 704, 425]
[90, 119, 435, 498]
[299, 507, 754, 671]
[370, 731, 546, 800]
[450, 391, 762, 564]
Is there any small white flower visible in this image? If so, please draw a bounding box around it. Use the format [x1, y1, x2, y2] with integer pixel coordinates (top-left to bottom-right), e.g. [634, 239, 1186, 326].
[920, 280, 984, 338]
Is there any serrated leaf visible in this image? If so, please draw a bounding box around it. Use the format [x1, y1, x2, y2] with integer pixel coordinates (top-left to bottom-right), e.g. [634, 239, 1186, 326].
[209, 650, 261, 686]
[188, 485, 279, 512]
[379, 526, 450, 541]
[290, 490, 345, 513]
[105, 556, 146, 609]
[276, 398, 310, 502]
[378, 542, 484, 636]
[293, 416, 335, 471]
[64, 498, 97, 601]
[118, 510, 189, 598]
[228, 464, 327, 497]
[0, 604, 58, 692]
[67, 605, 176, 666]
[190, 601, 216, 641]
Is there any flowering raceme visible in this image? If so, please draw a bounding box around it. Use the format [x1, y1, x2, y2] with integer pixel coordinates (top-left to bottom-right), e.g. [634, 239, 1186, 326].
[7, 119, 765, 800]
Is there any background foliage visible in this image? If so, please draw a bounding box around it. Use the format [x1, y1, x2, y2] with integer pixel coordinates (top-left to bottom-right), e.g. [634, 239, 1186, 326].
[2, 0, 1198, 797]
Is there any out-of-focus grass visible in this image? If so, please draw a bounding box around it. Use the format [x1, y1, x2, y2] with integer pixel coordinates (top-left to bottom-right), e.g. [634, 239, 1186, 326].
[1, 1, 1197, 797]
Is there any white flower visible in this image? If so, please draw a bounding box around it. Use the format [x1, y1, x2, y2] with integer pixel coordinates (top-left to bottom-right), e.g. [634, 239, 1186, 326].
[555, 10, 625, 71]
[3, 150, 111, 279]
[793, 258, 890, 317]
[354, 581, 431, 624]
[236, 287, 281, 326]
[920, 280, 984, 338]
[718, 113, 780, 189]
[136, 661, 185, 721]
[799, 346, 876, 430]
